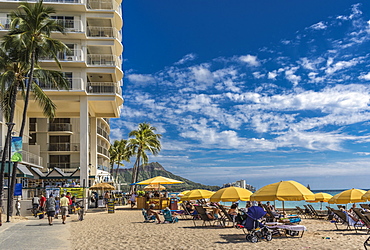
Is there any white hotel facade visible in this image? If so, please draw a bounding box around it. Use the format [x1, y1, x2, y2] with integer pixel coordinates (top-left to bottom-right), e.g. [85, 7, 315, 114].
[0, 0, 123, 196]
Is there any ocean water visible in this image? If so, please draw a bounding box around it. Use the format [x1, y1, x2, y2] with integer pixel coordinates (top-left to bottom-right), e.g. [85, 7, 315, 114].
[219, 189, 369, 210]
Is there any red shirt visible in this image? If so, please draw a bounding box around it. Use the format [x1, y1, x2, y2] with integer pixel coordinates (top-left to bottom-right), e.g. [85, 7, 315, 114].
[40, 196, 46, 207]
[66, 195, 72, 205]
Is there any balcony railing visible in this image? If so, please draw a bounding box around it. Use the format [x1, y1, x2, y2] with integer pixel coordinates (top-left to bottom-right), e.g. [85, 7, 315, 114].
[55, 20, 83, 32]
[87, 26, 121, 39]
[40, 49, 84, 62]
[48, 143, 80, 151]
[87, 0, 118, 10]
[97, 145, 109, 156]
[87, 82, 121, 94]
[97, 127, 110, 141]
[87, 54, 118, 66]
[48, 162, 80, 171]
[49, 123, 72, 132]
[39, 78, 84, 91]
[0, 18, 10, 30]
[22, 150, 43, 166]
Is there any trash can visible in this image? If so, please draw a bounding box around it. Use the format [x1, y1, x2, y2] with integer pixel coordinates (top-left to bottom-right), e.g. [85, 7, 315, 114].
[108, 198, 115, 213]
[169, 198, 178, 210]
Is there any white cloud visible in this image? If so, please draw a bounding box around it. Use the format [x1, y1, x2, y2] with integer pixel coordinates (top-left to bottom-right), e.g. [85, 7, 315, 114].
[310, 21, 327, 30]
[239, 54, 261, 67]
[267, 71, 277, 80]
[127, 74, 156, 84]
[359, 72, 370, 80]
[174, 53, 197, 65]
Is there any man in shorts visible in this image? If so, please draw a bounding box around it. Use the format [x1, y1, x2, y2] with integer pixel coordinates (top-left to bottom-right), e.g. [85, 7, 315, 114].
[60, 194, 69, 224]
[45, 194, 56, 225]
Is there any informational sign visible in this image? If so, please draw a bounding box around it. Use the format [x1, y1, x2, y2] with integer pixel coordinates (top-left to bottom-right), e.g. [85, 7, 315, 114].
[46, 187, 60, 198]
[14, 183, 22, 196]
[60, 187, 84, 198]
[108, 198, 115, 213]
[11, 137, 22, 162]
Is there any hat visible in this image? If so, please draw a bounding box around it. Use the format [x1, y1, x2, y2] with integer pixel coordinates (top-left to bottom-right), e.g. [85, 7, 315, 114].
[149, 204, 155, 208]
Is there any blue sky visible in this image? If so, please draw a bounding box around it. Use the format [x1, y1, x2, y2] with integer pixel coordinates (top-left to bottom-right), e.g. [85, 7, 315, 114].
[112, 1, 370, 190]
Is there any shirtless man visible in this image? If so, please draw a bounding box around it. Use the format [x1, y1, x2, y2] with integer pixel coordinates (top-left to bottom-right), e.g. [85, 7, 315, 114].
[147, 204, 162, 223]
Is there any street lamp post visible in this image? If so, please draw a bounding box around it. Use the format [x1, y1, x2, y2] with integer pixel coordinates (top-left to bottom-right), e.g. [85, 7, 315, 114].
[6, 122, 15, 223]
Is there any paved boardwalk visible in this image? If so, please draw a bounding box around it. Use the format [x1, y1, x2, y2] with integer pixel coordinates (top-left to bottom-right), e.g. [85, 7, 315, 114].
[0, 216, 71, 250]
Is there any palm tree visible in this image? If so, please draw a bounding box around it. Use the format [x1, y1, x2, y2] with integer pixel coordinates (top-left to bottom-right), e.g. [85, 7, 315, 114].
[128, 123, 162, 193]
[109, 139, 131, 183]
[0, 1, 69, 211]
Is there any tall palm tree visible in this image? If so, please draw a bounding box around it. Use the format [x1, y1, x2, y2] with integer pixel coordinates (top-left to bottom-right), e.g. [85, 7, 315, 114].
[128, 123, 162, 193]
[109, 139, 131, 183]
[0, 0, 69, 211]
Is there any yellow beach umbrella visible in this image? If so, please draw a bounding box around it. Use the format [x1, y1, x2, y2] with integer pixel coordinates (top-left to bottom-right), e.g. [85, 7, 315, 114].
[250, 180, 315, 201]
[307, 192, 333, 210]
[143, 184, 166, 191]
[89, 182, 115, 190]
[181, 189, 215, 201]
[210, 187, 253, 202]
[136, 176, 183, 185]
[250, 180, 315, 212]
[177, 190, 190, 197]
[328, 188, 366, 204]
[362, 190, 370, 201]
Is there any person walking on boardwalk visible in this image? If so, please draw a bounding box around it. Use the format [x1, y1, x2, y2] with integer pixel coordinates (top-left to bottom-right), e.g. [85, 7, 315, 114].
[60, 194, 69, 224]
[15, 199, 21, 216]
[45, 194, 56, 225]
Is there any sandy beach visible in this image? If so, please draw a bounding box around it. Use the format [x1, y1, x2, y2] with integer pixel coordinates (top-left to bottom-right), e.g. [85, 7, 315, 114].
[69, 206, 369, 250]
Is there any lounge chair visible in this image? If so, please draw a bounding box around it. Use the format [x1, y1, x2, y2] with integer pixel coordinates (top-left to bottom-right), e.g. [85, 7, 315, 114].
[162, 208, 179, 223]
[179, 202, 194, 219]
[330, 209, 364, 231]
[296, 206, 309, 219]
[193, 206, 222, 227]
[218, 204, 236, 227]
[303, 205, 314, 218]
[307, 204, 327, 219]
[360, 204, 370, 211]
[352, 208, 370, 233]
[142, 208, 156, 223]
[262, 204, 281, 222]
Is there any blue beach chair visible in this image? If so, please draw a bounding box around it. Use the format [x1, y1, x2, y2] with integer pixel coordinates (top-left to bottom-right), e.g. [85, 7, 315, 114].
[162, 208, 179, 223]
[142, 208, 156, 223]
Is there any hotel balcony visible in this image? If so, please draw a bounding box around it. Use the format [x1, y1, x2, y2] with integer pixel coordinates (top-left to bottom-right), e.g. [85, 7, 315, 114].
[22, 150, 43, 167]
[48, 162, 80, 172]
[49, 123, 72, 132]
[87, 0, 119, 11]
[97, 145, 109, 157]
[48, 143, 80, 152]
[87, 54, 120, 66]
[87, 82, 122, 95]
[97, 126, 110, 141]
[87, 26, 121, 40]
[40, 49, 84, 62]
[39, 78, 84, 91]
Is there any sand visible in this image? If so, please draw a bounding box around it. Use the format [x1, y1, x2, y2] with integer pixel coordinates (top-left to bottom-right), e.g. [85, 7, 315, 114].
[69, 206, 369, 250]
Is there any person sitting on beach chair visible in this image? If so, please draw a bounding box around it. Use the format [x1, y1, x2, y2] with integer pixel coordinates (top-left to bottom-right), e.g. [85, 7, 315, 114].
[147, 204, 162, 223]
[162, 207, 179, 223]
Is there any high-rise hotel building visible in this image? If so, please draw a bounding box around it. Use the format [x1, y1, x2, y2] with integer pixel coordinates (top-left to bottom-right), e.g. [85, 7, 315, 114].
[0, 0, 123, 195]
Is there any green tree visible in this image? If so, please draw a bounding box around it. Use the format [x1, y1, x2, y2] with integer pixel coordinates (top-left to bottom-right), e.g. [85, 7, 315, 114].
[128, 123, 162, 193]
[0, 0, 69, 212]
[109, 139, 131, 182]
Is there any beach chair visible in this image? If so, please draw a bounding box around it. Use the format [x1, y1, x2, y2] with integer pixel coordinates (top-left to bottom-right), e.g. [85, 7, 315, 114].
[162, 208, 179, 223]
[360, 204, 370, 211]
[330, 209, 361, 231]
[180, 202, 195, 219]
[307, 204, 327, 219]
[218, 204, 236, 227]
[365, 236, 370, 250]
[296, 206, 309, 219]
[303, 205, 314, 218]
[193, 206, 222, 227]
[352, 208, 370, 233]
[262, 204, 281, 222]
[142, 209, 156, 223]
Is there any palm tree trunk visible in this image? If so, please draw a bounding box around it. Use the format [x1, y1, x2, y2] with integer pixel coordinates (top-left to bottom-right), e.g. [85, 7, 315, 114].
[0, 86, 18, 212]
[114, 161, 120, 182]
[9, 51, 36, 214]
[129, 156, 140, 194]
